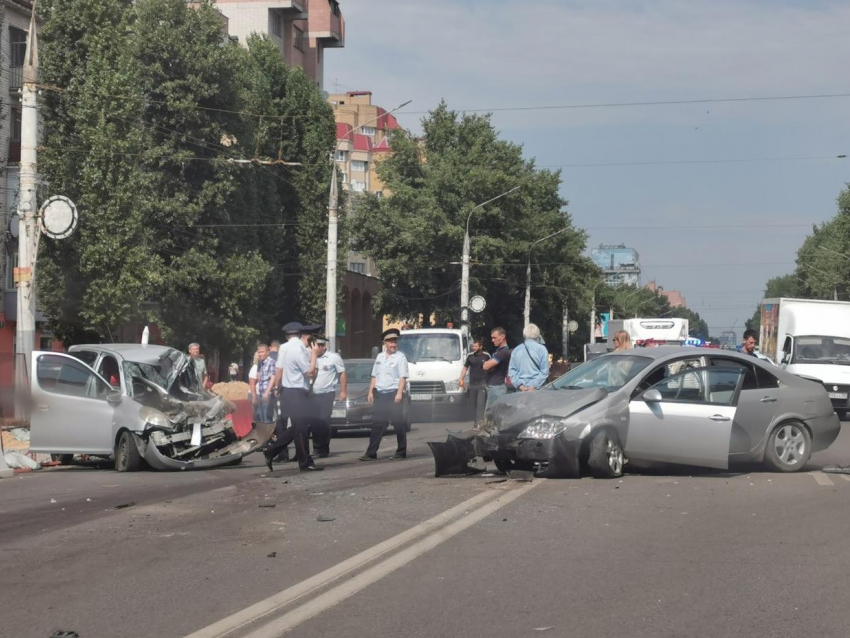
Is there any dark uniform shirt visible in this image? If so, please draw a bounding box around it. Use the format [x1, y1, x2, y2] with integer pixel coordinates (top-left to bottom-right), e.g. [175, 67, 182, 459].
[465, 351, 490, 387]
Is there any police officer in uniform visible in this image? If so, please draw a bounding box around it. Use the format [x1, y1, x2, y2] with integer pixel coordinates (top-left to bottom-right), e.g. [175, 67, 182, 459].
[309, 336, 347, 458]
[264, 322, 322, 472]
[360, 328, 410, 461]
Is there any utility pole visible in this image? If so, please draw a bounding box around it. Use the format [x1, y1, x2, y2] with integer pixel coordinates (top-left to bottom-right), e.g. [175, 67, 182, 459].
[562, 304, 569, 360]
[14, 4, 39, 420]
[325, 99, 411, 353]
[523, 227, 568, 327]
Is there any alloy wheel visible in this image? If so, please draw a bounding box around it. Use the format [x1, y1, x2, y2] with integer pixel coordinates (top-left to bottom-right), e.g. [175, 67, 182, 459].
[606, 437, 624, 475]
[773, 424, 807, 466]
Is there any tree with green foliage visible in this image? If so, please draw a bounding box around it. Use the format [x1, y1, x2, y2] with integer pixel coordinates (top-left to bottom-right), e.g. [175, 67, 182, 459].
[794, 186, 850, 301]
[350, 103, 590, 350]
[37, 0, 336, 357]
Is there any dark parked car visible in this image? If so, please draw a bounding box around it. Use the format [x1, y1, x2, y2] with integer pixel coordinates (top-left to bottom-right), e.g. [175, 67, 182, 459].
[330, 358, 410, 434]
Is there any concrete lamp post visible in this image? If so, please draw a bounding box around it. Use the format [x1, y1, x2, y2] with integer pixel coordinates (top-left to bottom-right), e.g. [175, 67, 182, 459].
[460, 186, 521, 334]
[523, 227, 569, 327]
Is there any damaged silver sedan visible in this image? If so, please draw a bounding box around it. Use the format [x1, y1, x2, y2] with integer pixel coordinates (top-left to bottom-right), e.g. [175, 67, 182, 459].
[29, 345, 273, 472]
[430, 347, 840, 478]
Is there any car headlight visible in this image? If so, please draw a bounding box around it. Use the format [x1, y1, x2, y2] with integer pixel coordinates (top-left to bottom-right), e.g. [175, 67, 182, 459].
[139, 406, 171, 428]
[445, 380, 460, 392]
[518, 417, 571, 440]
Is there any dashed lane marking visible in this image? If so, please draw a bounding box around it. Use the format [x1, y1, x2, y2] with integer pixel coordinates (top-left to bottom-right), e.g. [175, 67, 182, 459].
[812, 471, 835, 486]
[183, 486, 510, 638]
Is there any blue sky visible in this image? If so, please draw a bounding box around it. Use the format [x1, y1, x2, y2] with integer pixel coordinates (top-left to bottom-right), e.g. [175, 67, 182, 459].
[325, 0, 850, 337]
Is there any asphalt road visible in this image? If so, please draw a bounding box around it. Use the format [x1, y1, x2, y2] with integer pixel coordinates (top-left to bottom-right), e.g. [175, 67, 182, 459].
[2, 418, 850, 638]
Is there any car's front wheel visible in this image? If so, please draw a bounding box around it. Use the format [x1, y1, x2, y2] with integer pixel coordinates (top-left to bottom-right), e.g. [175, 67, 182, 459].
[115, 431, 142, 472]
[763, 421, 811, 472]
[588, 430, 625, 478]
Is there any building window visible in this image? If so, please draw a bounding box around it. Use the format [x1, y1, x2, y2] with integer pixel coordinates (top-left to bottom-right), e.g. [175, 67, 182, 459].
[335, 150, 347, 162]
[340, 171, 347, 184]
[6, 250, 18, 290]
[361, 126, 377, 137]
[351, 180, 366, 192]
[375, 191, 383, 199]
[349, 262, 366, 274]
[350, 160, 367, 173]
[271, 14, 281, 37]
[293, 26, 305, 51]
[8, 109, 22, 163]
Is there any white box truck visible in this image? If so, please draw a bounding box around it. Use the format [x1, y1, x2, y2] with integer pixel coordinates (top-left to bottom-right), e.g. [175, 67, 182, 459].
[398, 328, 470, 416]
[759, 298, 850, 417]
[609, 318, 689, 348]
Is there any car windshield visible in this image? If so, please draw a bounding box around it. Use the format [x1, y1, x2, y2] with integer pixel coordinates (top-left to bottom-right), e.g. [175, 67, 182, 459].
[345, 361, 374, 383]
[793, 336, 850, 364]
[550, 354, 652, 391]
[121, 349, 189, 392]
[398, 334, 461, 362]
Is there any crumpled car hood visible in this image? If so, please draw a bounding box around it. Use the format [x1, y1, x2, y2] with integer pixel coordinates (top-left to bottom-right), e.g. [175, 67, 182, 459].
[487, 388, 608, 434]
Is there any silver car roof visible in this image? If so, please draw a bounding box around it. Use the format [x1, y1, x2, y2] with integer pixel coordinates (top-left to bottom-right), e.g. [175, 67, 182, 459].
[68, 343, 181, 365]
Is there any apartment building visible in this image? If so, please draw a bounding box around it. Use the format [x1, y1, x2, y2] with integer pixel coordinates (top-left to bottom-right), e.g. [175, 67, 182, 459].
[214, 0, 344, 87]
[329, 90, 399, 276]
[591, 244, 642, 287]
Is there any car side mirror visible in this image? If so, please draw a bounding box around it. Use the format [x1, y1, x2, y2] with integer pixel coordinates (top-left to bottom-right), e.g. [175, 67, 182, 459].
[781, 353, 791, 364]
[107, 390, 123, 406]
[642, 388, 663, 403]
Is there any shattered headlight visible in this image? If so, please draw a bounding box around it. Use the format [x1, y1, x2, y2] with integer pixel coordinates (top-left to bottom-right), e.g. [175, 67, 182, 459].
[518, 417, 570, 440]
[445, 380, 461, 392]
[139, 406, 171, 429]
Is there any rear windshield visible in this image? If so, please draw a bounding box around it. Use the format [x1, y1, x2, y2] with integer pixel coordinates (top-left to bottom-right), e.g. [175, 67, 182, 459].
[398, 334, 461, 363]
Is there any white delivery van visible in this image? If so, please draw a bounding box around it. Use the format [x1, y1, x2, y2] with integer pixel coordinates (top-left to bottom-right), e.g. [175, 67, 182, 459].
[759, 298, 850, 417]
[398, 328, 469, 414]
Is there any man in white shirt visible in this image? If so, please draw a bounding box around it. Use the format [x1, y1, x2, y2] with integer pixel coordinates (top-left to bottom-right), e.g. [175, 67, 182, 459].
[264, 322, 321, 471]
[309, 336, 347, 458]
[360, 329, 410, 461]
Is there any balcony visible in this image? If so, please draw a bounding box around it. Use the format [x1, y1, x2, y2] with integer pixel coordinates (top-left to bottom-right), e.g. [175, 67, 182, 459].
[8, 66, 22, 95]
[307, 0, 344, 47]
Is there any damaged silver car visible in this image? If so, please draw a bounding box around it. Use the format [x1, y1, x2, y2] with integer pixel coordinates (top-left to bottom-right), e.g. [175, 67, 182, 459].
[29, 345, 274, 472]
[430, 347, 840, 478]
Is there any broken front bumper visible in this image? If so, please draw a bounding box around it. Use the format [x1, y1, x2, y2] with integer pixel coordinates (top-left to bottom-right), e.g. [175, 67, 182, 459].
[140, 421, 275, 471]
[429, 429, 583, 478]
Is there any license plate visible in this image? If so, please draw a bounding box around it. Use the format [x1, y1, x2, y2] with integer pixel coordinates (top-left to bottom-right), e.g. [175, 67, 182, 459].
[411, 394, 432, 401]
[828, 392, 848, 400]
[331, 409, 346, 418]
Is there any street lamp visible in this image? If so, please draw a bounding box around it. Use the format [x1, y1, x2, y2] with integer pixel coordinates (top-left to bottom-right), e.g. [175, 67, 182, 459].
[460, 185, 521, 333]
[524, 227, 569, 326]
[325, 99, 412, 353]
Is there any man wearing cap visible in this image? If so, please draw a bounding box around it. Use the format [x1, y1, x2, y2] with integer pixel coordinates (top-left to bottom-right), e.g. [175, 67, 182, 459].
[309, 336, 347, 458]
[264, 322, 322, 471]
[360, 328, 410, 461]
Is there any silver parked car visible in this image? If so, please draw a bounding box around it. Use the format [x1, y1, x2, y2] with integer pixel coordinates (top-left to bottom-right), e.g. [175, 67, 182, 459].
[431, 347, 840, 478]
[29, 345, 274, 472]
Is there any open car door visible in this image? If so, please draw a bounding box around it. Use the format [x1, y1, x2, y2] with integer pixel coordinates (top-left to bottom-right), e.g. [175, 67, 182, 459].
[29, 352, 116, 456]
[626, 366, 744, 470]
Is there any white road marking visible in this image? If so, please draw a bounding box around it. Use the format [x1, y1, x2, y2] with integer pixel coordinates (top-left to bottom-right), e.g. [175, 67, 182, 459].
[840, 474, 850, 482]
[242, 480, 540, 638]
[183, 487, 508, 638]
[812, 471, 835, 486]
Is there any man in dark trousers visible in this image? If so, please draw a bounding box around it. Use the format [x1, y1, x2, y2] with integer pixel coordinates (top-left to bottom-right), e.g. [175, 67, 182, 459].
[264, 322, 322, 472]
[360, 328, 410, 461]
[309, 336, 347, 458]
[459, 337, 490, 423]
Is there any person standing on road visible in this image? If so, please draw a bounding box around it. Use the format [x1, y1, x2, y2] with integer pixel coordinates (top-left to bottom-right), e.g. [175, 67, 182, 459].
[360, 329, 410, 461]
[249, 343, 276, 423]
[459, 338, 490, 423]
[265, 322, 322, 472]
[508, 324, 550, 392]
[269, 340, 281, 362]
[309, 337, 347, 458]
[482, 327, 511, 409]
[188, 342, 209, 389]
[738, 330, 759, 357]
